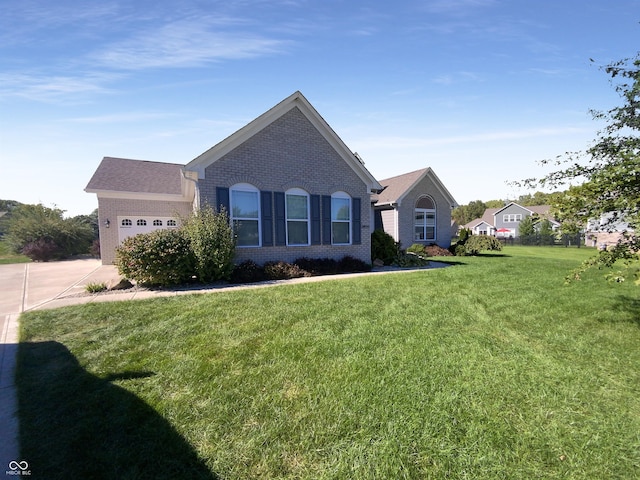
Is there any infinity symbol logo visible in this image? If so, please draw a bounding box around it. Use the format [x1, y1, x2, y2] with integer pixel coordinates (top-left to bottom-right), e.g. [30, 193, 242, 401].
[8, 461, 29, 470]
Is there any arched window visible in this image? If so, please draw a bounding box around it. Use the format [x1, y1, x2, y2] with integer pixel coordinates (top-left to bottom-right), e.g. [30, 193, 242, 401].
[286, 188, 310, 246]
[331, 191, 351, 245]
[153, 219, 163, 226]
[167, 219, 177, 227]
[137, 219, 147, 226]
[414, 196, 436, 242]
[230, 183, 260, 247]
[121, 218, 132, 227]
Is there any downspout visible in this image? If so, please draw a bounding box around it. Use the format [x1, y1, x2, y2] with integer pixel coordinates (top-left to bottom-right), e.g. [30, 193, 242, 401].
[181, 169, 200, 212]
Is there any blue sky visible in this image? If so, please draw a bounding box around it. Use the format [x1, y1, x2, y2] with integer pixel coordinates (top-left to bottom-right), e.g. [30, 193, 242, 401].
[1, 0, 638, 216]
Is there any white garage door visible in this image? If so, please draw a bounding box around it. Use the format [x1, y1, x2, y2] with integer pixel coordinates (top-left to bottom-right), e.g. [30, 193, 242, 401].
[117, 216, 180, 243]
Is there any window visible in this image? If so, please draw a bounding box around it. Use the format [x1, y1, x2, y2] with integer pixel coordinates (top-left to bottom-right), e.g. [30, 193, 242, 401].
[153, 219, 163, 226]
[121, 219, 132, 227]
[331, 192, 351, 244]
[137, 219, 147, 226]
[286, 188, 310, 245]
[167, 219, 177, 227]
[503, 214, 522, 223]
[231, 183, 260, 247]
[414, 196, 436, 241]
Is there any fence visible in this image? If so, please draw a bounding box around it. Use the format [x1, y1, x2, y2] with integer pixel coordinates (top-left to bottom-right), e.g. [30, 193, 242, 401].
[499, 233, 584, 247]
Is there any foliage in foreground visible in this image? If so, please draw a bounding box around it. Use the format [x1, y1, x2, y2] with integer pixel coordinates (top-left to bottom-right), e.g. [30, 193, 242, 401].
[520, 53, 640, 283]
[17, 247, 640, 479]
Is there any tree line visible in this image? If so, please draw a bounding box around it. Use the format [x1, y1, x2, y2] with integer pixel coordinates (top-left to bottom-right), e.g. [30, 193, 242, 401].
[0, 201, 99, 261]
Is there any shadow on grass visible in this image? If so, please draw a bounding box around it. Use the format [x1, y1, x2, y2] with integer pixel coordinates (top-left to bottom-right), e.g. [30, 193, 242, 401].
[610, 295, 640, 327]
[16, 341, 217, 480]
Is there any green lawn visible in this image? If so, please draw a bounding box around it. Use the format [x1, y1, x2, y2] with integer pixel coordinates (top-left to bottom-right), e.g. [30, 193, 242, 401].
[17, 246, 640, 479]
[0, 238, 30, 264]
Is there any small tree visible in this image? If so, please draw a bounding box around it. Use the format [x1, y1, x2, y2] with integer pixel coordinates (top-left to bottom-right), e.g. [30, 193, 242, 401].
[518, 215, 536, 238]
[520, 53, 640, 283]
[539, 218, 555, 245]
[181, 206, 235, 282]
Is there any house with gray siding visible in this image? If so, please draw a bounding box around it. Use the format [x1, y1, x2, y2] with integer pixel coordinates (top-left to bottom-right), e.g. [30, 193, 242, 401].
[464, 202, 560, 238]
[86, 91, 458, 266]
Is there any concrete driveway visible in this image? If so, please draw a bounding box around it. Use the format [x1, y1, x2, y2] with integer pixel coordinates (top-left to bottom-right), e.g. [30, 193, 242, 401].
[0, 258, 119, 469]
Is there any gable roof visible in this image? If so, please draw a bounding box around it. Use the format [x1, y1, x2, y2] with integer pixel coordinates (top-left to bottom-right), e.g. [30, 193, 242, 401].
[464, 204, 559, 229]
[464, 208, 500, 229]
[186, 91, 382, 192]
[85, 157, 192, 200]
[373, 167, 457, 207]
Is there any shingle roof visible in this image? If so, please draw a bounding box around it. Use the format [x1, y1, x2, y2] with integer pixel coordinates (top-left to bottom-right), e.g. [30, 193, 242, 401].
[372, 168, 429, 205]
[464, 208, 500, 229]
[85, 157, 184, 195]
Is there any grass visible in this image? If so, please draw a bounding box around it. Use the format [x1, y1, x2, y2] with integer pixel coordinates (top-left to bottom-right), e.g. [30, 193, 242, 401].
[0, 238, 30, 264]
[17, 246, 640, 479]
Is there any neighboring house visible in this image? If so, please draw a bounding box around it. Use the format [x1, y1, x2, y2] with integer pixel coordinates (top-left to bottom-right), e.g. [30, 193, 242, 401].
[585, 212, 633, 248]
[464, 202, 560, 237]
[86, 91, 457, 265]
[372, 168, 458, 249]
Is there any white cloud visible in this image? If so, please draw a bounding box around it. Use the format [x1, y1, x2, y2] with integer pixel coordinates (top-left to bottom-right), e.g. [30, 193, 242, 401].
[0, 71, 121, 103]
[93, 16, 289, 70]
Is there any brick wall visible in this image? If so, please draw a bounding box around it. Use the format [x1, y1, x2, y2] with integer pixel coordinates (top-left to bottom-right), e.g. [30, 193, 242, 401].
[199, 106, 372, 264]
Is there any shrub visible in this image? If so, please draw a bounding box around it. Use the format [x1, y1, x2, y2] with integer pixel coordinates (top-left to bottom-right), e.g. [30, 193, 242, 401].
[393, 252, 430, 267]
[464, 235, 503, 255]
[85, 282, 107, 293]
[21, 239, 59, 262]
[407, 243, 426, 255]
[371, 229, 399, 265]
[293, 257, 339, 275]
[338, 255, 371, 273]
[115, 229, 195, 286]
[452, 244, 467, 256]
[181, 206, 235, 282]
[230, 260, 266, 284]
[263, 261, 311, 280]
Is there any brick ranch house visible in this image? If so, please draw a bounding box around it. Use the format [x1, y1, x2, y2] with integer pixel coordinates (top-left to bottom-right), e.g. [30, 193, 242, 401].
[86, 91, 458, 265]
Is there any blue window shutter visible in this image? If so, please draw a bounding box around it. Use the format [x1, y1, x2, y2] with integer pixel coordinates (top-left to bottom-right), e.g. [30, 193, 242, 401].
[321, 195, 332, 245]
[274, 192, 286, 246]
[261, 191, 273, 246]
[216, 187, 230, 214]
[310, 195, 321, 245]
[352, 197, 361, 245]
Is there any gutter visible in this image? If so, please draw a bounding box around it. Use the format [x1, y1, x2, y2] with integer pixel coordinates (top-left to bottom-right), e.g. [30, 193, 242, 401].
[181, 169, 200, 211]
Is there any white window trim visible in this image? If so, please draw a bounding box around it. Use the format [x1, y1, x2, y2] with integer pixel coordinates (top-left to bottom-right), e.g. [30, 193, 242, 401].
[414, 208, 436, 242]
[285, 188, 310, 246]
[230, 183, 261, 248]
[503, 213, 523, 223]
[331, 191, 351, 245]
[414, 196, 436, 242]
